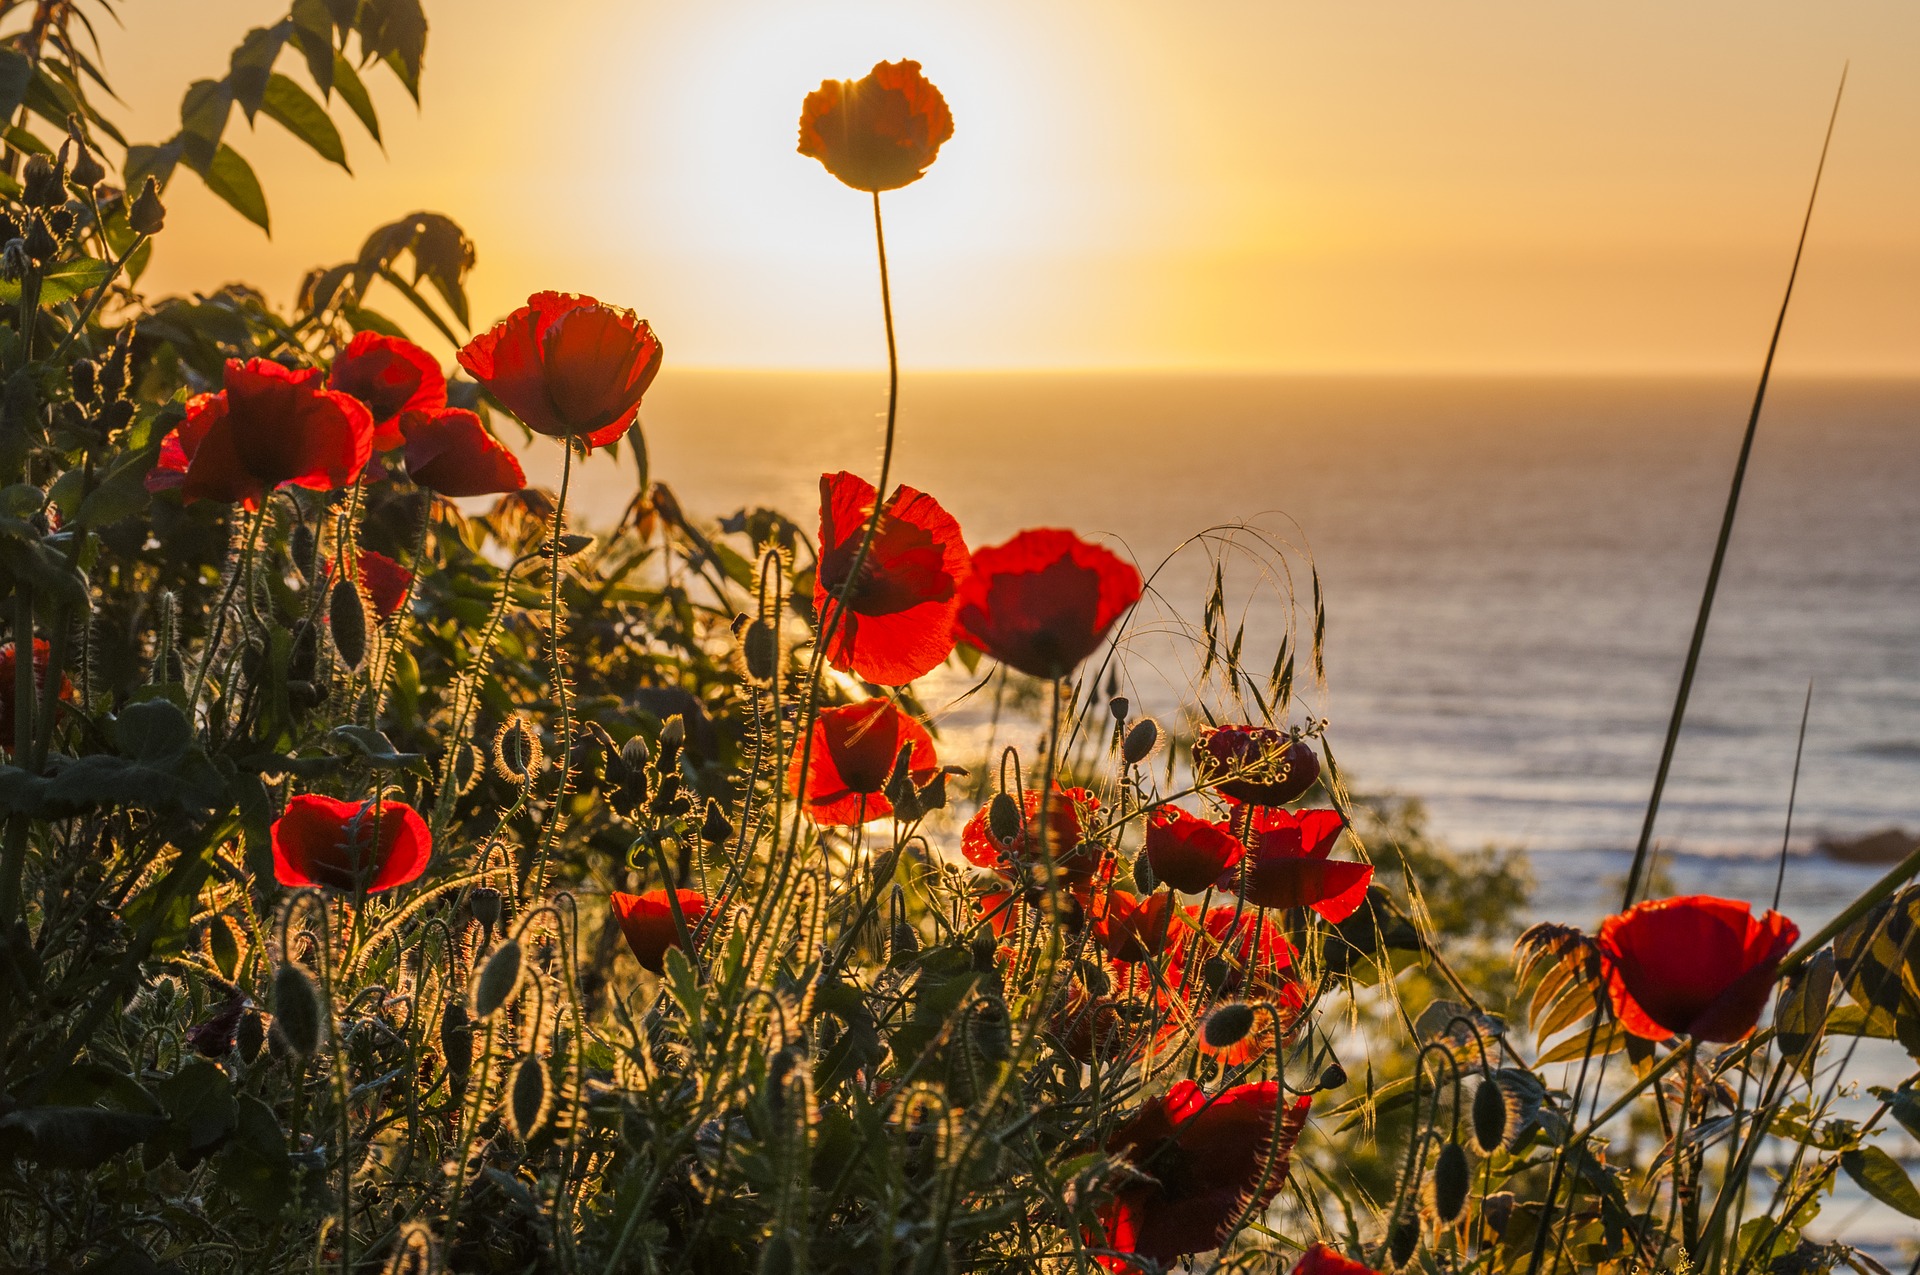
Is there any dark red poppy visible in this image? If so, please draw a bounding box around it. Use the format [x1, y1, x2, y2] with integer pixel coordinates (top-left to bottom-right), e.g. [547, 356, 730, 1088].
[328, 331, 447, 450]
[1146, 806, 1246, 894]
[456, 292, 663, 451]
[960, 784, 1105, 885]
[952, 529, 1141, 681]
[148, 359, 374, 510]
[1294, 1243, 1381, 1275]
[1090, 888, 1181, 963]
[1165, 905, 1297, 1004]
[1097, 1081, 1311, 1266]
[270, 793, 431, 893]
[787, 698, 938, 826]
[1195, 726, 1321, 808]
[1054, 984, 1133, 1065]
[1221, 809, 1369, 922]
[355, 549, 413, 620]
[1597, 895, 1798, 1043]
[611, 889, 710, 974]
[815, 470, 968, 686]
[0, 638, 72, 754]
[797, 59, 954, 193]
[398, 407, 526, 497]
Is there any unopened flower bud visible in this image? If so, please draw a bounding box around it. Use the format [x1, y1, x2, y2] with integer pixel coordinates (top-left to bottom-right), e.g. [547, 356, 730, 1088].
[439, 1002, 473, 1078]
[471, 938, 524, 1019]
[1432, 1141, 1470, 1224]
[128, 177, 166, 235]
[700, 798, 733, 847]
[740, 617, 778, 685]
[22, 155, 63, 208]
[0, 240, 26, 282]
[1131, 852, 1157, 893]
[1200, 956, 1232, 994]
[1122, 718, 1161, 766]
[270, 963, 324, 1057]
[69, 359, 98, 407]
[915, 768, 951, 812]
[888, 920, 920, 968]
[493, 718, 544, 781]
[329, 578, 367, 668]
[1473, 1077, 1512, 1153]
[1388, 1218, 1419, 1270]
[656, 715, 685, 771]
[469, 886, 503, 932]
[1319, 1061, 1348, 1091]
[1202, 1002, 1256, 1049]
[987, 792, 1022, 846]
[68, 142, 104, 189]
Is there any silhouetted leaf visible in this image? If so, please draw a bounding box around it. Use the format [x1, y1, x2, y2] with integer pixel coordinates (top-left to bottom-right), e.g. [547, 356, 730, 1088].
[331, 52, 379, 143]
[0, 1106, 163, 1168]
[178, 79, 233, 171]
[229, 23, 292, 119]
[195, 144, 269, 233]
[261, 73, 347, 170]
[1843, 1146, 1920, 1219]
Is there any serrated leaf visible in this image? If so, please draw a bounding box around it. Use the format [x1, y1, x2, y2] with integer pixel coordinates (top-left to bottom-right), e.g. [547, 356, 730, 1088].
[260, 73, 347, 170]
[1843, 1146, 1920, 1219]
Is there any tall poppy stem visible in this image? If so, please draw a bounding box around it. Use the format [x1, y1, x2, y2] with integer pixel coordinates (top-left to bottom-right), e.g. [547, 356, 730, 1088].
[532, 443, 577, 898]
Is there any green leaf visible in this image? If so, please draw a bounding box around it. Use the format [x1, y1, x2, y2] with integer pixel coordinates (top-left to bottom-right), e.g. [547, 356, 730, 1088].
[229, 23, 292, 118]
[289, 0, 336, 95]
[0, 49, 32, 119]
[361, 0, 427, 101]
[260, 73, 347, 170]
[196, 144, 270, 233]
[331, 52, 380, 144]
[74, 448, 156, 529]
[0, 256, 112, 308]
[179, 78, 234, 171]
[153, 1061, 238, 1169]
[324, 723, 426, 772]
[1844, 1146, 1920, 1218]
[125, 139, 184, 196]
[116, 700, 193, 762]
[217, 1094, 292, 1216]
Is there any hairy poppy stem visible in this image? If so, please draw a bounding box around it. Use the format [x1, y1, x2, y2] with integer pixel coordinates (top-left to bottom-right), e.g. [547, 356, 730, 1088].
[1620, 68, 1845, 910]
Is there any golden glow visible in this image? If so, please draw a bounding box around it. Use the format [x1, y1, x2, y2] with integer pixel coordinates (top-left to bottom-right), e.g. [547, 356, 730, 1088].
[103, 1, 1920, 372]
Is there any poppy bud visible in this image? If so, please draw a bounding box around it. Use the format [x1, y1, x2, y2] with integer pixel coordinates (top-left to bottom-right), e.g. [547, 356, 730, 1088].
[271, 963, 324, 1057]
[888, 920, 920, 968]
[1319, 1061, 1348, 1091]
[647, 771, 683, 817]
[621, 734, 650, 770]
[42, 205, 73, 244]
[1201, 957, 1232, 994]
[884, 745, 923, 822]
[1122, 718, 1161, 766]
[740, 617, 778, 685]
[969, 934, 997, 970]
[493, 718, 544, 782]
[1109, 695, 1129, 722]
[469, 886, 503, 933]
[987, 792, 1022, 846]
[471, 938, 523, 1019]
[329, 578, 367, 668]
[66, 359, 97, 409]
[1131, 852, 1157, 893]
[22, 155, 62, 208]
[290, 524, 316, 577]
[237, 1008, 266, 1063]
[24, 216, 57, 263]
[1472, 1078, 1511, 1154]
[1431, 1141, 1470, 1224]
[1388, 1217, 1419, 1270]
[1203, 1002, 1256, 1050]
[700, 798, 733, 847]
[439, 1002, 473, 1078]
[507, 1052, 550, 1140]
[128, 177, 166, 235]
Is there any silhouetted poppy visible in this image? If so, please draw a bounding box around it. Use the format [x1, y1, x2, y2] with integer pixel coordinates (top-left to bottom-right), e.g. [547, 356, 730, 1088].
[1090, 888, 1181, 963]
[398, 407, 526, 497]
[0, 638, 72, 754]
[953, 529, 1142, 680]
[797, 60, 953, 192]
[1097, 1081, 1311, 1266]
[457, 291, 663, 451]
[787, 698, 937, 826]
[328, 331, 447, 450]
[271, 793, 431, 893]
[1195, 726, 1321, 807]
[960, 783, 1105, 885]
[1597, 895, 1798, 1043]
[815, 470, 968, 685]
[148, 359, 374, 509]
[1294, 1243, 1381, 1275]
[611, 889, 710, 974]
[1146, 806, 1246, 894]
[1221, 808, 1369, 922]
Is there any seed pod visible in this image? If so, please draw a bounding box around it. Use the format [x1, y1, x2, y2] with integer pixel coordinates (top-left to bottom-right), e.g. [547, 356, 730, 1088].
[1131, 852, 1157, 893]
[1472, 1078, 1509, 1154]
[471, 939, 524, 1019]
[656, 715, 685, 771]
[271, 963, 324, 1057]
[1203, 1002, 1256, 1050]
[700, 799, 733, 847]
[987, 792, 1022, 846]
[128, 176, 166, 234]
[1319, 1061, 1349, 1091]
[21, 155, 62, 207]
[469, 887, 503, 933]
[1122, 718, 1161, 766]
[1200, 957, 1232, 995]
[68, 142, 104, 189]
[1109, 695, 1129, 722]
[329, 578, 367, 669]
[1432, 1141, 1470, 1224]
[439, 1002, 473, 1079]
[1388, 1216, 1419, 1269]
[506, 1053, 551, 1140]
[493, 718, 544, 781]
[237, 1009, 266, 1063]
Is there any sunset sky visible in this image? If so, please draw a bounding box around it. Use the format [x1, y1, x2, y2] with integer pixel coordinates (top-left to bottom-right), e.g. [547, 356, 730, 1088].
[100, 0, 1920, 373]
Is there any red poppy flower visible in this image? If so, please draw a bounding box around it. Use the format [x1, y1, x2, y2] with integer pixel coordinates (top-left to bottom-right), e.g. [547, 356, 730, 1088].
[328, 331, 447, 450]
[1146, 806, 1246, 894]
[1221, 809, 1369, 922]
[456, 292, 663, 451]
[270, 793, 431, 893]
[350, 549, 413, 620]
[611, 889, 710, 974]
[814, 471, 968, 686]
[147, 359, 374, 510]
[1597, 895, 1799, 1043]
[953, 530, 1141, 681]
[1164, 905, 1297, 1004]
[397, 407, 526, 497]
[0, 638, 72, 754]
[1195, 726, 1322, 808]
[787, 698, 937, 826]
[1054, 984, 1134, 1065]
[1090, 888, 1181, 963]
[797, 59, 954, 193]
[960, 784, 1105, 885]
[1294, 1243, 1381, 1275]
[1097, 1081, 1311, 1266]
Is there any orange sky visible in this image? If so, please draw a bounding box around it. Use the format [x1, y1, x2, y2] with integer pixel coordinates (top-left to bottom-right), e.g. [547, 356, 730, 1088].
[92, 1, 1920, 372]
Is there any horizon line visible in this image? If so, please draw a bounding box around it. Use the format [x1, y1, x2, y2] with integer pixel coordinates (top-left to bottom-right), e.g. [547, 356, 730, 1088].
[655, 363, 1920, 379]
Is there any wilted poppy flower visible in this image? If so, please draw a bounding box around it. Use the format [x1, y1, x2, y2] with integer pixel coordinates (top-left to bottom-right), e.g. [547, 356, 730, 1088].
[1597, 895, 1798, 1043]
[456, 292, 663, 451]
[953, 529, 1142, 681]
[1146, 806, 1246, 894]
[271, 793, 431, 893]
[1222, 809, 1369, 922]
[787, 698, 937, 826]
[1294, 1243, 1381, 1275]
[815, 470, 968, 686]
[1090, 888, 1180, 963]
[797, 59, 953, 193]
[148, 359, 374, 509]
[960, 783, 1105, 885]
[398, 407, 526, 497]
[0, 638, 72, 754]
[328, 331, 447, 450]
[1195, 726, 1322, 808]
[1097, 1081, 1311, 1266]
[611, 889, 710, 974]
